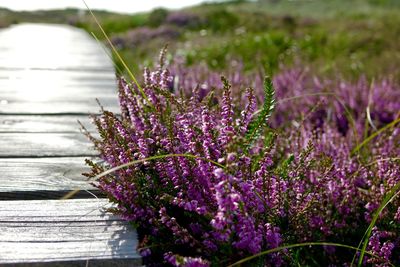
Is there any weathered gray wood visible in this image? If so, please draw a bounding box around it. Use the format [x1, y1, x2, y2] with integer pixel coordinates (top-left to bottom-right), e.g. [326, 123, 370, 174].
[0, 68, 116, 81]
[0, 91, 117, 102]
[0, 199, 141, 266]
[0, 158, 104, 200]
[3, 259, 142, 267]
[0, 157, 91, 189]
[0, 23, 119, 115]
[0, 70, 116, 84]
[0, 88, 117, 99]
[0, 70, 117, 96]
[0, 23, 140, 265]
[0, 24, 114, 70]
[0, 100, 120, 115]
[0, 133, 98, 157]
[0, 115, 96, 133]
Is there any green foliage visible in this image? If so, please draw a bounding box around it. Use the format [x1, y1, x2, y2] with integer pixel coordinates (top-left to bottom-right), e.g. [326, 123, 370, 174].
[3, 0, 400, 78]
[227, 242, 394, 267]
[185, 31, 293, 71]
[245, 77, 275, 149]
[368, 0, 400, 7]
[204, 8, 239, 32]
[148, 8, 169, 27]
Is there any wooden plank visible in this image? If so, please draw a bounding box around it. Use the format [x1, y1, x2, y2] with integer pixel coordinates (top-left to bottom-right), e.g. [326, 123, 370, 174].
[0, 101, 120, 115]
[0, 23, 141, 266]
[0, 76, 117, 96]
[0, 115, 96, 133]
[0, 90, 118, 107]
[0, 87, 117, 98]
[0, 68, 116, 80]
[0, 24, 114, 70]
[0, 190, 104, 201]
[0, 133, 98, 157]
[0, 97, 118, 105]
[0, 157, 91, 190]
[0, 259, 141, 267]
[0, 199, 141, 266]
[0, 70, 118, 105]
[0, 24, 120, 115]
[0, 157, 104, 200]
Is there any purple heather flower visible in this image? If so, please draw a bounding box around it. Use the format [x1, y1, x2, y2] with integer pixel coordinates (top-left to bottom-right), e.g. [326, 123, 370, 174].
[164, 252, 210, 267]
[85, 57, 400, 266]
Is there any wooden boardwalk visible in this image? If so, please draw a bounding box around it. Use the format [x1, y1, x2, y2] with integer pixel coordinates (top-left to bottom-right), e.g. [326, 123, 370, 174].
[0, 23, 141, 266]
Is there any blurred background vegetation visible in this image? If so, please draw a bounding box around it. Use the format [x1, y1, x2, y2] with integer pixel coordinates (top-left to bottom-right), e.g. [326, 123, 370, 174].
[1, 0, 399, 80]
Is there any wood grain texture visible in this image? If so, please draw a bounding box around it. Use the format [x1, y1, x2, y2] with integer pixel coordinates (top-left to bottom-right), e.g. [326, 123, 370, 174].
[0, 68, 116, 81]
[0, 24, 119, 115]
[0, 24, 114, 70]
[0, 93, 117, 103]
[0, 157, 91, 189]
[0, 199, 141, 266]
[0, 115, 95, 133]
[0, 100, 120, 115]
[0, 133, 98, 157]
[0, 157, 103, 200]
[0, 23, 140, 265]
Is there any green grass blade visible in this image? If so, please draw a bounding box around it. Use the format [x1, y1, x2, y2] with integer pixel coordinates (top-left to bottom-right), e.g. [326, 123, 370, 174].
[90, 32, 124, 75]
[82, 0, 152, 106]
[365, 157, 400, 167]
[227, 242, 394, 267]
[61, 153, 225, 200]
[252, 91, 360, 145]
[356, 181, 400, 267]
[92, 153, 226, 180]
[351, 117, 400, 156]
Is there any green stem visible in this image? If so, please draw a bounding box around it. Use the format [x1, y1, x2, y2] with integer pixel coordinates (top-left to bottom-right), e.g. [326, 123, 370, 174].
[227, 242, 394, 267]
[82, 0, 152, 107]
[356, 182, 400, 267]
[93, 153, 225, 180]
[351, 117, 400, 156]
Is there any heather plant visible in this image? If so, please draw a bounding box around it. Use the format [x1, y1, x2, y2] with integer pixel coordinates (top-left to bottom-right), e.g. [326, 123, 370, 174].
[166, 12, 204, 29]
[167, 61, 400, 138]
[111, 26, 181, 49]
[81, 4, 399, 265]
[84, 53, 286, 265]
[83, 50, 400, 266]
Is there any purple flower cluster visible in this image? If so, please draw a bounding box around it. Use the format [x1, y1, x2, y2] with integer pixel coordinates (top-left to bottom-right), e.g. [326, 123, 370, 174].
[367, 227, 396, 266]
[167, 61, 400, 135]
[85, 56, 400, 266]
[166, 12, 204, 29]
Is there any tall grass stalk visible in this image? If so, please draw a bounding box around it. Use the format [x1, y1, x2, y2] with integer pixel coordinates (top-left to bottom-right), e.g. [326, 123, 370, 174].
[253, 91, 360, 144]
[227, 242, 394, 267]
[61, 153, 225, 200]
[90, 32, 124, 74]
[354, 181, 400, 266]
[351, 117, 400, 156]
[82, 0, 151, 105]
[91, 153, 225, 181]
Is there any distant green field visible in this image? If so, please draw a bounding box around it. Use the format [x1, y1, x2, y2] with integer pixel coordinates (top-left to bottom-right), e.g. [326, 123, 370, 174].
[93, 0, 400, 79]
[1, 0, 399, 79]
